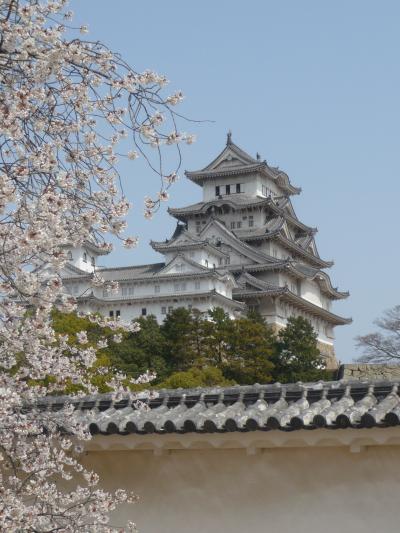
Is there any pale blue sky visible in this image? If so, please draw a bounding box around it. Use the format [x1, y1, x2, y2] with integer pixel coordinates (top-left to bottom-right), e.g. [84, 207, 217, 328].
[70, 1, 400, 362]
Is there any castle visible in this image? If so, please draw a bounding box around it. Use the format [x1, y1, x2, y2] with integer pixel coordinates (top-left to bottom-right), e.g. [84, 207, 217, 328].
[61, 134, 351, 366]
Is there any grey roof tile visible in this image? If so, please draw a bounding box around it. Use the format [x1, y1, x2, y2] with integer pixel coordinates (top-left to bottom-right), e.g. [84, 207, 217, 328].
[43, 381, 400, 435]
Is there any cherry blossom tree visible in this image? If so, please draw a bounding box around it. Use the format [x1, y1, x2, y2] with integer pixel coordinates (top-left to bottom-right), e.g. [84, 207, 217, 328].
[0, 1, 191, 530]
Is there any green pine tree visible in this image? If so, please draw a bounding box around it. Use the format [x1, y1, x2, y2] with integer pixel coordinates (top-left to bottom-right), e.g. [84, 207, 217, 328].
[272, 316, 326, 383]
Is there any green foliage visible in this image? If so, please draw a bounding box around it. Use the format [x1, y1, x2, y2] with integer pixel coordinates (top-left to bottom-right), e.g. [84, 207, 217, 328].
[224, 317, 275, 384]
[160, 308, 203, 370]
[52, 308, 326, 389]
[157, 366, 234, 389]
[272, 316, 326, 383]
[108, 315, 168, 381]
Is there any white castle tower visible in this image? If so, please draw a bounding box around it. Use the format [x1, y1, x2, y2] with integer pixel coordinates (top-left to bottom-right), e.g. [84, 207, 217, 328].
[61, 134, 351, 366]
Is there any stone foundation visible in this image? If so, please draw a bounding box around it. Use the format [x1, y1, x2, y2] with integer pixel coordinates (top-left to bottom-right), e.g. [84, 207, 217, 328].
[338, 363, 400, 381]
[318, 341, 339, 370]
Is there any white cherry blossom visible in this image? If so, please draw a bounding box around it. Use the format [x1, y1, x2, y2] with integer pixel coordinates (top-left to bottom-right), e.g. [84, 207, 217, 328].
[0, 0, 191, 530]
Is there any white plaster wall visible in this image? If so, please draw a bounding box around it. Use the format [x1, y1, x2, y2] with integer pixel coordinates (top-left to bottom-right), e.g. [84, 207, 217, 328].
[68, 246, 97, 273]
[301, 279, 323, 306]
[254, 174, 280, 197]
[260, 241, 289, 260]
[84, 291, 238, 323]
[202, 174, 256, 202]
[202, 172, 281, 202]
[94, 277, 229, 301]
[83, 445, 400, 533]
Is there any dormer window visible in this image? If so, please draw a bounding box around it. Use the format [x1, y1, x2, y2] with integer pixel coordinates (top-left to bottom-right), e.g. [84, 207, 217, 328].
[83, 252, 87, 263]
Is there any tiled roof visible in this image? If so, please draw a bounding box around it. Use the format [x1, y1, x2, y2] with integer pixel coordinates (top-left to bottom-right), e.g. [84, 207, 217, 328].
[96, 262, 165, 280]
[169, 194, 272, 215]
[44, 381, 400, 436]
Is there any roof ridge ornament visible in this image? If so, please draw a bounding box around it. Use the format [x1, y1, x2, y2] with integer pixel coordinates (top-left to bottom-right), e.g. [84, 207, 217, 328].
[226, 130, 232, 145]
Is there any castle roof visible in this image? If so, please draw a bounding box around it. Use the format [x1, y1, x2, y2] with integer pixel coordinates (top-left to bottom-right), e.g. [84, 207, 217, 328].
[185, 134, 301, 196]
[232, 271, 350, 323]
[169, 195, 316, 235]
[150, 227, 228, 257]
[64, 254, 236, 284]
[195, 217, 274, 264]
[77, 288, 245, 311]
[235, 268, 347, 300]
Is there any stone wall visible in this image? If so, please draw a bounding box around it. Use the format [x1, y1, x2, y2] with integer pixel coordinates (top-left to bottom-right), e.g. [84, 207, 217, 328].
[338, 363, 400, 381]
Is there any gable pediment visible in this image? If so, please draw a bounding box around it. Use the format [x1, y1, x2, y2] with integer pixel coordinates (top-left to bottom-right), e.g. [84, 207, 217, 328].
[199, 219, 267, 264]
[171, 232, 202, 247]
[213, 151, 250, 170]
[202, 142, 258, 172]
[157, 255, 207, 276]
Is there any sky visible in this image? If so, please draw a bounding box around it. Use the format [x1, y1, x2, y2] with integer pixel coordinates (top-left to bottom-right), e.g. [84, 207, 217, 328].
[69, 0, 400, 362]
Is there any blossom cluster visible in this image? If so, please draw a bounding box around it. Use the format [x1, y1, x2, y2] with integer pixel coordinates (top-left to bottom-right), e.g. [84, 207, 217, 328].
[0, 0, 189, 530]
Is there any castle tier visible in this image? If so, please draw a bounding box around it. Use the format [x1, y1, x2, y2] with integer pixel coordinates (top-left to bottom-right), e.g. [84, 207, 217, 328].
[61, 134, 351, 367]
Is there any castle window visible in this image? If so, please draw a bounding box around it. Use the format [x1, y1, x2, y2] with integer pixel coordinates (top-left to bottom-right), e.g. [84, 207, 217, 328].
[161, 306, 167, 314]
[91, 256, 95, 267]
[225, 185, 230, 195]
[116, 310, 120, 318]
[236, 221, 242, 229]
[141, 308, 147, 316]
[195, 280, 201, 290]
[215, 185, 220, 196]
[67, 250, 73, 260]
[231, 222, 235, 229]
[249, 215, 254, 227]
[128, 287, 134, 295]
[122, 286, 127, 296]
[109, 310, 114, 318]
[154, 285, 160, 293]
[236, 183, 241, 193]
[168, 306, 173, 313]
[83, 252, 87, 263]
